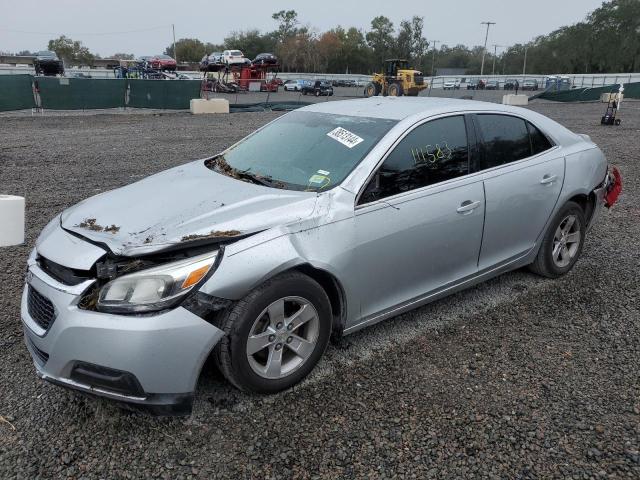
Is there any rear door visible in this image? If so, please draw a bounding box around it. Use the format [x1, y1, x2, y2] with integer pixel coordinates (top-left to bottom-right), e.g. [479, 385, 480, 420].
[474, 114, 564, 270]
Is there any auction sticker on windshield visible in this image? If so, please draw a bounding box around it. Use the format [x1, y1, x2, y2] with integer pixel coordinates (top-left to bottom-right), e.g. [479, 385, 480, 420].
[327, 127, 364, 149]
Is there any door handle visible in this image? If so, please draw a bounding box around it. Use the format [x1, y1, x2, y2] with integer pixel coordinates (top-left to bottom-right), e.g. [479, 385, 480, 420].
[457, 200, 481, 214]
[540, 174, 558, 185]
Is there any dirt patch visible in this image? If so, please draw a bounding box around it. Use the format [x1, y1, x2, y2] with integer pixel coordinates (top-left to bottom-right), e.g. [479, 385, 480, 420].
[76, 218, 120, 234]
[180, 230, 242, 242]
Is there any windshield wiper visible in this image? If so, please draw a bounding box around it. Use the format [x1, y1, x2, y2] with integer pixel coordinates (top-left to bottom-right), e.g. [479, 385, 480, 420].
[235, 170, 275, 187]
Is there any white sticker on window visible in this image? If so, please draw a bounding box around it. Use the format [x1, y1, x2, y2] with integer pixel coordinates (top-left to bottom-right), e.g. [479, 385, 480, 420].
[317, 169, 330, 175]
[327, 127, 364, 149]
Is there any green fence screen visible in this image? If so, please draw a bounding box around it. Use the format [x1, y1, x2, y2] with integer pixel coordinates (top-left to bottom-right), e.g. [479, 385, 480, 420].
[534, 81, 640, 102]
[37, 77, 126, 110]
[0, 75, 36, 111]
[127, 79, 201, 109]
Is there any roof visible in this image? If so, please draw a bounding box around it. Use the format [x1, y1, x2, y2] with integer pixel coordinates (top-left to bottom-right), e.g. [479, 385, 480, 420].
[301, 97, 518, 121]
[301, 97, 580, 146]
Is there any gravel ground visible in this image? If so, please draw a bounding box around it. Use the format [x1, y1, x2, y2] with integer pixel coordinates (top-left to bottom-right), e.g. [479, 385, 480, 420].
[0, 101, 638, 479]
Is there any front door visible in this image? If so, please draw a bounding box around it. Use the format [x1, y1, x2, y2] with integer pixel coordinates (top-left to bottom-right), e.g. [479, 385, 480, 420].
[353, 115, 485, 320]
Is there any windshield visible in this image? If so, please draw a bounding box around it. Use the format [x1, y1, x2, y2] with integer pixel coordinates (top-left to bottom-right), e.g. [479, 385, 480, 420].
[230, 51, 242, 56]
[205, 111, 397, 192]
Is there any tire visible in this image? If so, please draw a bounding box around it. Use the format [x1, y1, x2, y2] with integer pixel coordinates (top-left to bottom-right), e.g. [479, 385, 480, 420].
[364, 82, 380, 97]
[528, 201, 586, 278]
[387, 83, 402, 96]
[214, 272, 332, 393]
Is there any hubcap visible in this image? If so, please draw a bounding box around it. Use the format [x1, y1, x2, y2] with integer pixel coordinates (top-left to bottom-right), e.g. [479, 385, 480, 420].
[552, 214, 581, 268]
[246, 296, 320, 380]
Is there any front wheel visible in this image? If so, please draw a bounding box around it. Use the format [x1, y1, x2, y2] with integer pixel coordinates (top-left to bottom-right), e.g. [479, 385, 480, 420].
[214, 272, 332, 393]
[528, 201, 586, 278]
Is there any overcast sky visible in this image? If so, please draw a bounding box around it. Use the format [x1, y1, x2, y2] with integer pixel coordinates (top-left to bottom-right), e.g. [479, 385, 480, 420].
[0, 0, 604, 57]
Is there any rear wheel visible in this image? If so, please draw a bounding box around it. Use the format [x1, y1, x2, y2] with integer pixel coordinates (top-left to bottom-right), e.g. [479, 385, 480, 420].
[528, 201, 586, 278]
[214, 272, 332, 393]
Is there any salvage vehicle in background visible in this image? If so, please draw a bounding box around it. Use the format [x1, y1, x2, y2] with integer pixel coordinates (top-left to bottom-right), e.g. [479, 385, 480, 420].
[144, 55, 177, 71]
[503, 78, 518, 90]
[467, 78, 485, 90]
[522, 79, 540, 91]
[33, 51, 64, 76]
[443, 79, 461, 90]
[22, 97, 620, 415]
[364, 59, 427, 97]
[301, 80, 334, 96]
[223, 50, 247, 66]
[485, 79, 500, 90]
[284, 79, 309, 91]
[252, 53, 278, 65]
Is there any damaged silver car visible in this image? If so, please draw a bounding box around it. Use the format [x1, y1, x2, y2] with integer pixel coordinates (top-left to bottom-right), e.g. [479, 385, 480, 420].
[22, 97, 621, 415]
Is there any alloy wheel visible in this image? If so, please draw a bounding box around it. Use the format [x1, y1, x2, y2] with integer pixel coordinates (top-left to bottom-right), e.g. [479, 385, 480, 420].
[552, 214, 581, 268]
[246, 297, 320, 380]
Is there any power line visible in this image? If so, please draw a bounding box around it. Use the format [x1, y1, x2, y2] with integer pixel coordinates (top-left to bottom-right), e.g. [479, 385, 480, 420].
[0, 25, 171, 36]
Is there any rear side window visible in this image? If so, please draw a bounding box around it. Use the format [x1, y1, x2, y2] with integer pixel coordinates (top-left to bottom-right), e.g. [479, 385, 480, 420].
[527, 121, 553, 155]
[360, 115, 469, 203]
[475, 114, 531, 169]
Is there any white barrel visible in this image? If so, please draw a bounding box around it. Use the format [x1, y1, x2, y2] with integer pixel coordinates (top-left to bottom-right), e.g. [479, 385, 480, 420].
[0, 195, 25, 246]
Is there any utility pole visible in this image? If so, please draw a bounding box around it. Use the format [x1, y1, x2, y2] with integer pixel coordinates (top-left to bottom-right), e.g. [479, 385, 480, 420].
[492, 44, 505, 75]
[172, 24, 177, 66]
[480, 21, 496, 76]
[430, 40, 439, 77]
[522, 46, 528, 78]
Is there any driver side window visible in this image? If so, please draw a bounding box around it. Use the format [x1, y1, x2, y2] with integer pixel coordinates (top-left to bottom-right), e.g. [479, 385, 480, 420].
[359, 115, 470, 204]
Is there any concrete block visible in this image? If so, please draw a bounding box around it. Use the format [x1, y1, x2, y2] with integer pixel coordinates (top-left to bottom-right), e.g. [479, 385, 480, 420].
[502, 94, 528, 106]
[190, 98, 229, 114]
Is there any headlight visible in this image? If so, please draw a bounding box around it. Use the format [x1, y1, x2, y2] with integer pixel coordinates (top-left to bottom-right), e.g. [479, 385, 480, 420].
[97, 250, 219, 313]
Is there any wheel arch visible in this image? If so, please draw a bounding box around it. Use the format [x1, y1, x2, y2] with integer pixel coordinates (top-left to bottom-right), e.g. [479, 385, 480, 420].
[287, 263, 347, 336]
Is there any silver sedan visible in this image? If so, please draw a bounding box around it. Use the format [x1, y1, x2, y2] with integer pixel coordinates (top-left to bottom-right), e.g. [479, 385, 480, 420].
[22, 98, 621, 415]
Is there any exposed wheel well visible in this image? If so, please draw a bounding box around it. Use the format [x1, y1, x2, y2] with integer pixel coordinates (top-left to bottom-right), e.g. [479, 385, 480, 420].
[291, 264, 346, 335]
[567, 193, 596, 223]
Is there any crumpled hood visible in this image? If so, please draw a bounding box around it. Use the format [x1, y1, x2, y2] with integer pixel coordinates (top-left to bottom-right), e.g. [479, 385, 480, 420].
[61, 159, 317, 256]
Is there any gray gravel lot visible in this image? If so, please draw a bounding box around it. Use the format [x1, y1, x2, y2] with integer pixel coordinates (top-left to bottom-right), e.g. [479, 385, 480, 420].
[0, 101, 639, 479]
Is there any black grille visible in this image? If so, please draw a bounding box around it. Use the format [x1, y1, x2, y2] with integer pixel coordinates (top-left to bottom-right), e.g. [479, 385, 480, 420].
[38, 255, 92, 286]
[415, 75, 424, 85]
[27, 286, 57, 331]
[26, 336, 49, 365]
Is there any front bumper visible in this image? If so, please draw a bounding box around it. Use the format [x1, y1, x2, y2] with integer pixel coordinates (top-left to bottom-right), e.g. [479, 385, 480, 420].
[21, 260, 225, 416]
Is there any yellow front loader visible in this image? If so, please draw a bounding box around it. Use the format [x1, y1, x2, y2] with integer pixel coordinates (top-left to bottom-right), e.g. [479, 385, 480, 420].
[364, 59, 428, 97]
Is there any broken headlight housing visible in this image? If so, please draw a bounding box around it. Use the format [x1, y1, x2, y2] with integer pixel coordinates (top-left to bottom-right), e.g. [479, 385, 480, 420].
[96, 251, 219, 313]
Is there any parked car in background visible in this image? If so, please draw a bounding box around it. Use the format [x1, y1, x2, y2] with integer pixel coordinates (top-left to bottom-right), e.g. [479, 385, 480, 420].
[522, 79, 540, 91]
[200, 52, 224, 71]
[284, 79, 309, 91]
[443, 79, 461, 90]
[485, 80, 500, 90]
[252, 53, 278, 65]
[223, 50, 247, 66]
[144, 55, 177, 71]
[467, 79, 485, 90]
[503, 79, 518, 90]
[22, 97, 620, 414]
[301, 80, 334, 96]
[545, 76, 571, 91]
[69, 72, 92, 79]
[34, 51, 64, 76]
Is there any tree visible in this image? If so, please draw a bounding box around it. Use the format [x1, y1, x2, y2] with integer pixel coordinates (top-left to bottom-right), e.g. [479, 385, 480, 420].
[47, 36, 95, 66]
[366, 16, 395, 65]
[272, 10, 299, 42]
[224, 30, 277, 60]
[164, 38, 209, 62]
